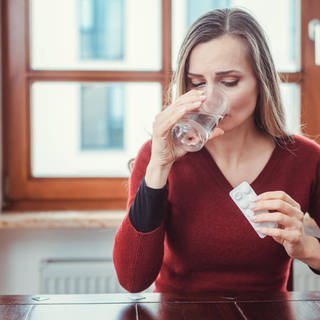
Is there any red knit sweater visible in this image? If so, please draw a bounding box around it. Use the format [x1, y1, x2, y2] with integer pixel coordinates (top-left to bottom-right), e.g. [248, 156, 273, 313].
[113, 135, 320, 293]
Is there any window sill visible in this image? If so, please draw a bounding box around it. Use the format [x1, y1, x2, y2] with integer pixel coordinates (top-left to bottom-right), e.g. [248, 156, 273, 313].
[0, 211, 125, 229]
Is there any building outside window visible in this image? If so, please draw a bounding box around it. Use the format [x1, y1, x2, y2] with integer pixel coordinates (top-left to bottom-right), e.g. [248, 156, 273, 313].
[79, 0, 124, 60]
[81, 84, 125, 150]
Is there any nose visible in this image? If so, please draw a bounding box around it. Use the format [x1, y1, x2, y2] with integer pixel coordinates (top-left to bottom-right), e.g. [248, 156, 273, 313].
[202, 86, 228, 115]
[205, 85, 223, 103]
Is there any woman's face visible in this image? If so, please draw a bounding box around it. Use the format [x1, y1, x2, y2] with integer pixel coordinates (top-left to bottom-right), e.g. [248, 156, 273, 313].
[187, 34, 258, 133]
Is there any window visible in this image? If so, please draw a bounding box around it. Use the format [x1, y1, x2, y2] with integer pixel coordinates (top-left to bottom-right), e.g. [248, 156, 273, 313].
[31, 81, 160, 178]
[2, 0, 320, 211]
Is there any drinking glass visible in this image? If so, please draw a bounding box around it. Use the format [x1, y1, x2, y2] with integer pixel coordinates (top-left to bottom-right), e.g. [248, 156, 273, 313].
[171, 86, 228, 152]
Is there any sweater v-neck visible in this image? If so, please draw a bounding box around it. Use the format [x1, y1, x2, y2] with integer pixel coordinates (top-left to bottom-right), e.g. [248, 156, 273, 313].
[199, 142, 283, 192]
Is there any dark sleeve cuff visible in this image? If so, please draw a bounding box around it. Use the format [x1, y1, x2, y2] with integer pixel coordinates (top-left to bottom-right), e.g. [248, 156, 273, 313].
[129, 177, 168, 232]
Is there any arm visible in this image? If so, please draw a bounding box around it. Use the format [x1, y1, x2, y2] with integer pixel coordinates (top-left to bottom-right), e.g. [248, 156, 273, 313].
[113, 141, 167, 292]
[113, 89, 217, 292]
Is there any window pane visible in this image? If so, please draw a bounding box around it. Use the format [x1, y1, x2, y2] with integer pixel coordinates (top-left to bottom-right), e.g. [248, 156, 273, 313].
[31, 82, 161, 177]
[172, 0, 299, 72]
[30, 0, 161, 70]
[280, 83, 301, 135]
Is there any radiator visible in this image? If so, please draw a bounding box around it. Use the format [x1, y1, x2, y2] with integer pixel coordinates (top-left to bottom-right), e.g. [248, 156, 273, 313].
[40, 259, 124, 294]
[293, 259, 320, 291]
[41, 258, 317, 294]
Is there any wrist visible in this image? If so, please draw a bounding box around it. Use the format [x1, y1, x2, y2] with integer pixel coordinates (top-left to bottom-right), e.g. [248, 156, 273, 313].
[145, 161, 172, 189]
[298, 236, 320, 271]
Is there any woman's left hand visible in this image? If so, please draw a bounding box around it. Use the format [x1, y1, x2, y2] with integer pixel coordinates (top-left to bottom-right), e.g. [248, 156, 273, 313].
[251, 191, 306, 259]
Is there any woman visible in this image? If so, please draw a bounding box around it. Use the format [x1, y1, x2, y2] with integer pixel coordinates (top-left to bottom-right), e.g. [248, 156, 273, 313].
[113, 8, 320, 293]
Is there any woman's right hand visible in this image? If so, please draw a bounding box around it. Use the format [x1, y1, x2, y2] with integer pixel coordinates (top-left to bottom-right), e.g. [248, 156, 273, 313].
[145, 89, 207, 188]
[151, 89, 207, 165]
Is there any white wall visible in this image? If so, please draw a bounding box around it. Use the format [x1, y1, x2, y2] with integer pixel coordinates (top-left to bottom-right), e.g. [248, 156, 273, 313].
[0, 227, 319, 294]
[0, 227, 121, 294]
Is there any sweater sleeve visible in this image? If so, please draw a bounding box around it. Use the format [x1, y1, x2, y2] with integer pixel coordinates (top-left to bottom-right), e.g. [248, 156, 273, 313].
[113, 140, 167, 292]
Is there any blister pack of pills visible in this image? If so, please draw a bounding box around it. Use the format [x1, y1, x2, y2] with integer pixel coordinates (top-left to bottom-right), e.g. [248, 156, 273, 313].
[229, 181, 276, 238]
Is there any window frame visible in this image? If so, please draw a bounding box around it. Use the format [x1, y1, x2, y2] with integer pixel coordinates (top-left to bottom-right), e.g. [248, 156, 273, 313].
[1, 0, 319, 211]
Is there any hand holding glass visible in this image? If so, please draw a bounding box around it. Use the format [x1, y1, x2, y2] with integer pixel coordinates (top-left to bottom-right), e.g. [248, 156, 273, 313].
[171, 87, 228, 152]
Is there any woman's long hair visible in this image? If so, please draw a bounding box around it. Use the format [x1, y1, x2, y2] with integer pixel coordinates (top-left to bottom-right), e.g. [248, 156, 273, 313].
[168, 8, 289, 140]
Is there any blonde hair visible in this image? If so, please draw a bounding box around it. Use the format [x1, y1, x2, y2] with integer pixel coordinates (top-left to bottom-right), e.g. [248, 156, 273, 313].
[169, 8, 288, 140]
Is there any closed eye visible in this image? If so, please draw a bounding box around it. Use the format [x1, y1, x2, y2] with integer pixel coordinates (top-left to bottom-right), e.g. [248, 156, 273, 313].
[190, 82, 206, 89]
[221, 79, 239, 87]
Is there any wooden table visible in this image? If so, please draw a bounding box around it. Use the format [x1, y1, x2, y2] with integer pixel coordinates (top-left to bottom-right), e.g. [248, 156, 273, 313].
[1, 291, 320, 319]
